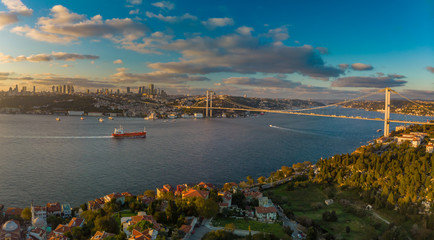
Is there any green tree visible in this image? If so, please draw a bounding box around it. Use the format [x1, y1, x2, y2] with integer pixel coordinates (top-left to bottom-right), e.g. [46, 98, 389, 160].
[144, 190, 156, 198]
[21, 208, 31, 221]
[196, 198, 219, 218]
[94, 215, 119, 234]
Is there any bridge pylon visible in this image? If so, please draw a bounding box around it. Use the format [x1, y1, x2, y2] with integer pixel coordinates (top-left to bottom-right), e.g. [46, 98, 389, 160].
[384, 88, 391, 137]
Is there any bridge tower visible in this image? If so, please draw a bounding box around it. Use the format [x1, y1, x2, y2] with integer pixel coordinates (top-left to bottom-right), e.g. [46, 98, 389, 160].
[384, 88, 391, 137]
[206, 90, 209, 117]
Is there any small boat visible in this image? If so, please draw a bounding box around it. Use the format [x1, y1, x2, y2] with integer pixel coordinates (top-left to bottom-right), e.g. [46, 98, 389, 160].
[80, 117, 84, 120]
[144, 117, 149, 120]
[56, 118, 61, 121]
[98, 118, 104, 122]
[269, 124, 273, 127]
[376, 129, 382, 132]
[260, 112, 265, 115]
[112, 126, 146, 138]
[108, 117, 114, 120]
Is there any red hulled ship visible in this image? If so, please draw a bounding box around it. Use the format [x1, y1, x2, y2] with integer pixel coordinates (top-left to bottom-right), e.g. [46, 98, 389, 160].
[112, 126, 146, 138]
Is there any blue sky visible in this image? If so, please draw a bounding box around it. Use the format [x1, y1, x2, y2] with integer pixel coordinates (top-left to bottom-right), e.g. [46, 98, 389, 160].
[0, 0, 432, 99]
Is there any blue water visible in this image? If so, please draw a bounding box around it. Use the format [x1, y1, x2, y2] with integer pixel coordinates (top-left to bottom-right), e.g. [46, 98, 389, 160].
[0, 109, 431, 207]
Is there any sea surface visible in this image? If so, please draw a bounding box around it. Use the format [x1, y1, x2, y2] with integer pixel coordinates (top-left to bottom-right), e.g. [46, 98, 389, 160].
[0, 108, 431, 208]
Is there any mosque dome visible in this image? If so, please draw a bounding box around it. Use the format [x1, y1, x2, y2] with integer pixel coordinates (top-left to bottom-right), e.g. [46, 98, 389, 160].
[32, 217, 46, 229]
[2, 220, 18, 232]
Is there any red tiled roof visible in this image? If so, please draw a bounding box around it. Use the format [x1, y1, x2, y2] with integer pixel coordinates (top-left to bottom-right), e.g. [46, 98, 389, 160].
[47, 202, 61, 212]
[91, 231, 115, 240]
[5, 207, 23, 216]
[179, 224, 192, 234]
[255, 206, 277, 214]
[54, 224, 70, 234]
[68, 217, 84, 228]
[182, 189, 209, 199]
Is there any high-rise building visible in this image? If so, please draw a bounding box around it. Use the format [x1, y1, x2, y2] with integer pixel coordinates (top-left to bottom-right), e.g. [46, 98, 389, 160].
[127, 87, 130, 93]
[33, 86, 35, 93]
[149, 84, 154, 95]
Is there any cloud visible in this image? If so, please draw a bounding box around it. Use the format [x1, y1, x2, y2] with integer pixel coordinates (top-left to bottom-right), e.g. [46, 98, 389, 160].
[0, 72, 9, 80]
[265, 26, 289, 42]
[61, 64, 72, 67]
[129, 9, 139, 15]
[11, 5, 148, 44]
[223, 77, 302, 88]
[426, 66, 434, 74]
[316, 47, 328, 54]
[202, 17, 234, 28]
[331, 75, 407, 88]
[236, 26, 254, 35]
[31, 73, 116, 88]
[127, 0, 142, 5]
[400, 89, 434, 100]
[0, 52, 99, 63]
[1, 0, 33, 15]
[145, 11, 197, 23]
[151, 1, 174, 10]
[110, 68, 210, 84]
[113, 59, 123, 64]
[351, 63, 373, 71]
[338, 64, 349, 70]
[115, 31, 173, 54]
[0, 12, 18, 30]
[148, 34, 343, 79]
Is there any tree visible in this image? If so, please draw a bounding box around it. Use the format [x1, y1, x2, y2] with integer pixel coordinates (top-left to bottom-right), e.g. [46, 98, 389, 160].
[257, 176, 266, 184]
[94, 215, 119, 234]
[346, 226, 351, 234]
[224, 223, 235, 232]
[144, 190, 156, 198]
[196, 199, 219, 218]
[21, 208, 31, 221]
[246, 176, 254, 185]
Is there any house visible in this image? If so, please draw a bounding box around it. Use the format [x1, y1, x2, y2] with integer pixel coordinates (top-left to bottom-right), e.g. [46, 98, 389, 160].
[0, 220, 21, 240]
[47, 202, 61, 216]
[90, 231, 115, 240]
[427, 142, 433, 153]
[47, 232, 68, 240]
[29, 227, 47, 240]
[395, 125, 407, 132]
[128, 229, 158, 240]
[32, 205, 47, 222]
[218, 192, 232, 211]
[196, 182, 216, 190]
[122, 192, 134, 198]
[88, 198, 105, 211]
[53, 224, 70, 236]
[412, 137, 421, 147]
[129, 215, 160, 231]
[325, 199, 334, 206]
[244, 190, 263, 200]
[104, 192, 125, 205]
[136, 195, 154, 205]
[61, 203, 71, 218]
[174, 185, 187, 196]
[375, 137, 388, 144]
[255, 206, 277, 222]
[258, 197, 273, 207]
[182, 189, 209, 200]
[156, 184, 174, 198]
[4, 207, 23, 218]
[68, 217, 84, 228]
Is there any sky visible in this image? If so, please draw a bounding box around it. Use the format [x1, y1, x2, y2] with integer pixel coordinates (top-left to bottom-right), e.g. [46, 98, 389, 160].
[0, 0, 432, 99]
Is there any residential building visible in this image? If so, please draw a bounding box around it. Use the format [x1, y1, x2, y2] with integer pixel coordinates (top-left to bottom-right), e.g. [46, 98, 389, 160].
[47, 202, 61, 216]
[4, 208, 22, 218]
[427, 142, 433, 153]
[255, 206, 277, 222]
[182, 189, 209, 200]
[61, 203, 71, 218]
[29, 227, 47, 240]
[104, 192, 125, 205]
[91, 231, 115, 240]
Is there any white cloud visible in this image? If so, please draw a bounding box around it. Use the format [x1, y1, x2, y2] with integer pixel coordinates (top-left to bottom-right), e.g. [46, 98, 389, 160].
[127, 0, 142, 5]
[351, 63, 373, 71]
[0, 51, 99, 63]
[145, 11, 197, 23]
[11, 5, 148, 44]
[1, 0, 33, 15]
[111, 68, 209, 84]
[0, 12, 18, 30]
[332, 75, 407, 88]
[129, 9, 139, 15]
[236, 26, 254, 35]
[151, 1, 174, 10]
[113, 59, 123, 64]
[202, 17, 234, 28]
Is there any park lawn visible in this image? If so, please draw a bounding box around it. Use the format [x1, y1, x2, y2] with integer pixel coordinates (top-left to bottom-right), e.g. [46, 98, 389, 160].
[266, 183, 388, 240]
[212, 217, 290, 239]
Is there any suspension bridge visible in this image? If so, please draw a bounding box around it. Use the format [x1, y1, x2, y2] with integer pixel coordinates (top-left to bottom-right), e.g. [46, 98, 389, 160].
[177, 88, 434, 137]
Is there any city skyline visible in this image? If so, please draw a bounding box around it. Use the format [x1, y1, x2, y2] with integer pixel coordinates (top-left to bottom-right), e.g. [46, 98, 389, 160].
[0, 0, 433, 99]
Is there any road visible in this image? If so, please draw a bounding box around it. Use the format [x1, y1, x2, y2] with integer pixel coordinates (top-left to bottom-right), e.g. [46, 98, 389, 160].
[275, 205, 304, 239]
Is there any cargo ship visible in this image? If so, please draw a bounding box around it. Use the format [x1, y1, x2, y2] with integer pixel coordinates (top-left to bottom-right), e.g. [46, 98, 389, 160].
[112, 126, 146, 138]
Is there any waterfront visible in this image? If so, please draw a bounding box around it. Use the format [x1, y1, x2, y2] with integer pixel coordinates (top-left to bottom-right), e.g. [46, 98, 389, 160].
[0, 109, 431, 207]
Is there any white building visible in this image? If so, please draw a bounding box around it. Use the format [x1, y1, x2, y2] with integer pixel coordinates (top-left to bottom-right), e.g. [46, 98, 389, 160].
[255, 206, 277, 222]
[427, 142, 434, 153]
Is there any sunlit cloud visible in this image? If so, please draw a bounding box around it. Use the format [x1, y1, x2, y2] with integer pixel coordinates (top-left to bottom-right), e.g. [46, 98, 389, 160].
[351, 63, 373, 71]
[331, 74, 407, 88]
[110, 68, 210, 84]
[202, 17, 234, 28]
[113, 59, 123, 64]
[151, 1, 174, 10]
[145, 11, 197, 23]
[0, 52, 99, 63]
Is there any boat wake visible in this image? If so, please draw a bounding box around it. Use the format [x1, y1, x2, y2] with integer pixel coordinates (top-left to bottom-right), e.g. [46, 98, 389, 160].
[0, 136, 113, 139]
[268, 124, 322, 136]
